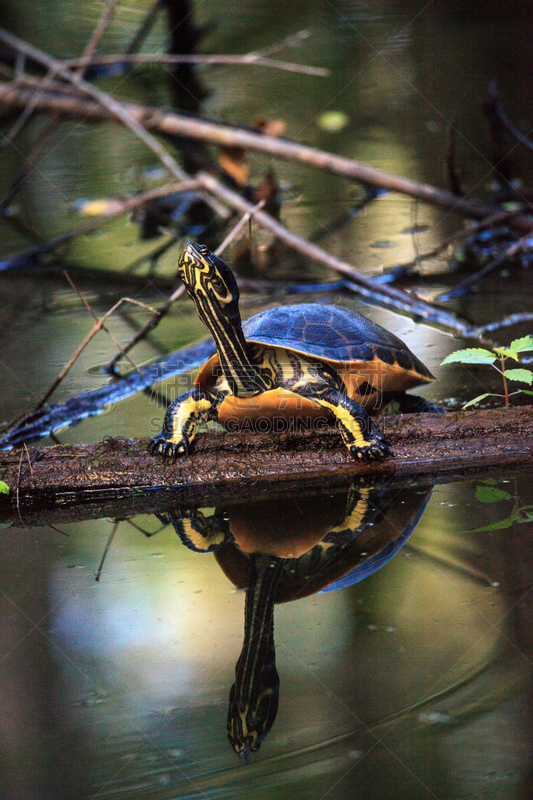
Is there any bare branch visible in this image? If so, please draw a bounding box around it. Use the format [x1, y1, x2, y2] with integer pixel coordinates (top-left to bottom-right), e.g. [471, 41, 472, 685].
[32, 297, 158, 414]
[65, 52, 330, 77]
[0, 73, 495, 221]
[196, 171, 479, 337]
[75, 0, 122, 78]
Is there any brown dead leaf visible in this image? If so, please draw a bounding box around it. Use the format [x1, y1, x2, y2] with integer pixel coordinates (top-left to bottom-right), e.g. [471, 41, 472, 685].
[253, 116, 287, 138]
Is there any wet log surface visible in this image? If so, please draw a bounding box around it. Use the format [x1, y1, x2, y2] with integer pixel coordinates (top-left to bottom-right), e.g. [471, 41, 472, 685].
[1, 407, 533, 524]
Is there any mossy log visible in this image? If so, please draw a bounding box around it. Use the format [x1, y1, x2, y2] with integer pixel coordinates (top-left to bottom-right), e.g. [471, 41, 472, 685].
[1, 408, 533, 521]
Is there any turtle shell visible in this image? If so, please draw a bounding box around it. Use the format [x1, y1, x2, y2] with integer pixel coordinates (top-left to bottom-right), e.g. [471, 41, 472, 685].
[242, 304, 432, 380]
[242, 303, 435, 388]
[194, 303, 435, 403]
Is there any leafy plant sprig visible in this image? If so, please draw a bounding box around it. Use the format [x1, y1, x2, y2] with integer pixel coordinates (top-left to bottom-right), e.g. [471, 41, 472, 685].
[473, 480, 533, 531]
[441, 335, 533, 409]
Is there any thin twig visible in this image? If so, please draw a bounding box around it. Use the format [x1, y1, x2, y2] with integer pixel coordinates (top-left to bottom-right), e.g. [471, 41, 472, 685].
[63, 271, 145, 377]
[106, 285, 185, 372]
[0, 116, 60, 211]
[15, 450, 23, 520]
[23, 443, 34, 478]
[249, 27, 313, 59]
[75, 0, 122, 78]
[31, 297, 158, 414]
[65, 52, 330, 77]
[0, 179, 200, 271]
[95, 520, 119, 581]
[487, 81, 533, 155]
[47, 524, 70, 537]
[0, 67, 60, 148]
[125, 0, 163, 55]
[214, 199, 265, 255]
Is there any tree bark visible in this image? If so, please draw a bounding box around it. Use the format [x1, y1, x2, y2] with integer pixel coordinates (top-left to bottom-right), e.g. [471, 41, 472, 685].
[1, 407, 533, 521]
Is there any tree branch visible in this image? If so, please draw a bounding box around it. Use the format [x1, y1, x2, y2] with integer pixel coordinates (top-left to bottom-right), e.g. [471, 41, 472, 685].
[0, 73, 500, 221]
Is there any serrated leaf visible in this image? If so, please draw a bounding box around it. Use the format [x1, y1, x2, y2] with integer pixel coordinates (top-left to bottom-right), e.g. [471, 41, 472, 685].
[510, 335, 533, 352]
[463, 393, 491, 409]
[473, 516, 515, 531]
[475, 485, 512, 503]
[0, 481, 9, 495]
[441, 348, 495, 365]
[504, 368, 533, 384]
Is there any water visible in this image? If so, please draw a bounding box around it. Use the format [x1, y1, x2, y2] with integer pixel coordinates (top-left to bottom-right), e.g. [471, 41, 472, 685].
[2, 476, 533, 798]
[1, 1, 533, 797]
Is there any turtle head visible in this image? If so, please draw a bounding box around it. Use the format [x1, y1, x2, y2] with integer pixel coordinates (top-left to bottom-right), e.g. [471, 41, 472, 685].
[178, 242, 269, 397]
[178, 242, 240, 326]
[227, 668, 280, 765]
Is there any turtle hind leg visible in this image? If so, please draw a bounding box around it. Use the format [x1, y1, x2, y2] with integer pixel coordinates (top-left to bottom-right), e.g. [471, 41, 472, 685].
[295, 386, 391, 462]
[383, 392, 444, 414]
[149, 387, 227, 457]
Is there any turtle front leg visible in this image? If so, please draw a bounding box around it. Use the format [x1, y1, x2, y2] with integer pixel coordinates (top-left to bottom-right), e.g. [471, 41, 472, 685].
[150, 387, 228, 457]
[296, 386, 391, 462]
[157, 509, 228, 552]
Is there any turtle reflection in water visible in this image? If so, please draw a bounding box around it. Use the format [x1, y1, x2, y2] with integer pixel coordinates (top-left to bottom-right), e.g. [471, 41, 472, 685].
[150, 242, 441, 463]
[158, 479, 433, 764]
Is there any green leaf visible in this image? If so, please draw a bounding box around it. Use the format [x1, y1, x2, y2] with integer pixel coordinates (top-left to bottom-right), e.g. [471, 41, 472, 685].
[474, 516, 515, 531]
[520, 390, 533, 396]
[510, 335, 533, 353]
[441, 348, 495, 366]
[0, 481, 10, 495]
[493, 346, 517, 360]
[475, 485, 512, 503]
[504, 368, 533, 384]
[0, 521, 13, 529]
[462, 393, 491, 408]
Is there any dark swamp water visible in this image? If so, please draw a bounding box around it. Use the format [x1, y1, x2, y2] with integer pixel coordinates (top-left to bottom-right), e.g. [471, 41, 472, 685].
[2, 1, 533, 798]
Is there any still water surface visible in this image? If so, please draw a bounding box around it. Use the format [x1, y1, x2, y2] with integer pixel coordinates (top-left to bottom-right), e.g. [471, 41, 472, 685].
[1, 1, 533, 797]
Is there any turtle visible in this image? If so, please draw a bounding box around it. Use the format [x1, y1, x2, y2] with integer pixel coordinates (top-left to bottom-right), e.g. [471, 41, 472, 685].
[149, 242, 440, 462]
[158, 479, 434, 762]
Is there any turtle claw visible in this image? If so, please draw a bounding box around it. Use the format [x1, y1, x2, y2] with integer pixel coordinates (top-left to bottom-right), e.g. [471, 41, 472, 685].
[349, 430, 391, 462]
[149, 434, 189, 457]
